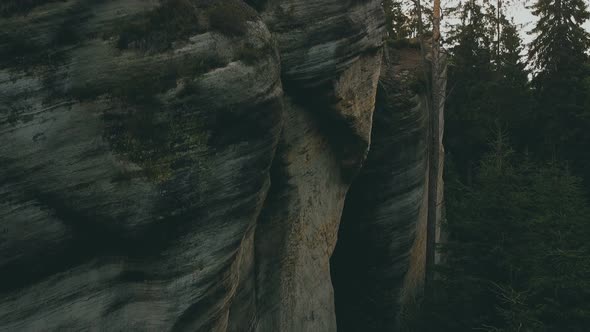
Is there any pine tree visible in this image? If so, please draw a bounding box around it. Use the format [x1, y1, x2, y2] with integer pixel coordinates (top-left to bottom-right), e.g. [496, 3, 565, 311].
[528, 0, 590, 74]
[382, 0, 411, 40]
[493, 18, 534, 149]
[528, 0, 590, 173]
[498, 19, 527, 88]
[425, 133, 590, 331]
[445, 2, 535, 180]
[445, 0, 495, 179]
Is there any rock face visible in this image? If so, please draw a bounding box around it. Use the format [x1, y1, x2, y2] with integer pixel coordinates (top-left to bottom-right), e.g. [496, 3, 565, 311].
[252, 2, 384, 331]
[0, 1, 436, 331]
[1, 1, 283, 330]
[331, 44, 430, 331]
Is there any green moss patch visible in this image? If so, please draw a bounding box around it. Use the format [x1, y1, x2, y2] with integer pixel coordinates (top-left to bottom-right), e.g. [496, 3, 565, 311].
[104, 102, 207, 183]
[104, 106, 172, 182]
[71, 54, 221, 182]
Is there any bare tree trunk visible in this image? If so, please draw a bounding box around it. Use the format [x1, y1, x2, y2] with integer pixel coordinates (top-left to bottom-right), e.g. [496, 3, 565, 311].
[425, 0, 441, 295]
[414, 0, 432, 115]
[497, 0, 502, 58]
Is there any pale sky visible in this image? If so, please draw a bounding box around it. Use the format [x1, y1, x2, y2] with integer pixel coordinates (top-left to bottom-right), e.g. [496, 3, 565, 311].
[508, 0, 590, 43]
[442, 0, 590, 45]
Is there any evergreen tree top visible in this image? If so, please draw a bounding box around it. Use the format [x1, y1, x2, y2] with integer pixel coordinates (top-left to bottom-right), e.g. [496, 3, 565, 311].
[528, 0, 590, 74]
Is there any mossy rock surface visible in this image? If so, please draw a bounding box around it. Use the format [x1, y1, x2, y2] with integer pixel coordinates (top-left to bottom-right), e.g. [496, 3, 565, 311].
[1, 0, 280, 183]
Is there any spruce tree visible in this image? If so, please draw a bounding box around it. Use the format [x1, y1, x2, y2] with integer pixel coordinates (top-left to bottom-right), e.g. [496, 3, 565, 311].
[445, 0, 495, 179]
[427, 133, 590, 331]
[528, 0, 590, 173]
[493, 18, 533, 149]
[528, 0, 590, 74]
[382, 0, 411, 40]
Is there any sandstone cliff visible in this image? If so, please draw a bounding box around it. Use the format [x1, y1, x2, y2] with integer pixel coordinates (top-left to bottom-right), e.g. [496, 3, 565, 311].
[332, 44, 430, 331]
[0, 1, 439, 331]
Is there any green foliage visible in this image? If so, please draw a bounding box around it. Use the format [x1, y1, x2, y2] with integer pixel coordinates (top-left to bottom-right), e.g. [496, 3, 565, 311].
[420, 134, 590, 331]
[402, 0, 590, 330]
[527, 0, 590, 179]
[383, 0, 411, 39]
[528, 0, 590, 75]
[445, 1, 533, 180]
[382, 0, 433, 40]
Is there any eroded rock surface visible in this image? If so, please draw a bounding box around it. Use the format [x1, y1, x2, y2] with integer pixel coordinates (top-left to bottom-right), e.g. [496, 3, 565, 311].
[1, 1, 282, 330]
[252, 1, 384, 330]
[331, 44, 430, 331]
[0, 1, 437, 331]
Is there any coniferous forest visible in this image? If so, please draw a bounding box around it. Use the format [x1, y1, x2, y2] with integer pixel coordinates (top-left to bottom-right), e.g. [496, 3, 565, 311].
[385, 0, 590, 330]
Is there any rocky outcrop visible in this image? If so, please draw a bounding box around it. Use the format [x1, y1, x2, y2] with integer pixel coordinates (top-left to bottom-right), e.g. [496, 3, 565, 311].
[331, 44, 430, 331]
[1, 1, 283, 330]
[0, 1, 439, 331]
[252, 2, 384, 330]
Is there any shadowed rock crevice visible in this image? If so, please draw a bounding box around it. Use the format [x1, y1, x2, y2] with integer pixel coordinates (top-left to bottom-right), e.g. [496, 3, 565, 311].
[331, 45, 430, 331]
[282, 82, 370, 180]
[247, 1, 384, 331]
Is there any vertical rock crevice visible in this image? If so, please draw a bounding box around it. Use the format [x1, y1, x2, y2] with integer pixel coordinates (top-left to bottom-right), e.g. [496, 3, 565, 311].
[251, 1, 385, 331]
[331, 44, 430, 331]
